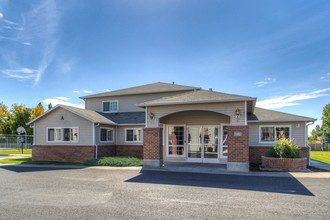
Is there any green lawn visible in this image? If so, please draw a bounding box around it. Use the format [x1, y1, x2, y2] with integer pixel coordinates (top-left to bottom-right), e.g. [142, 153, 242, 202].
[0, 156, 142, 167]
[0, 157, 84, 166]
[310, 151, 330, 164]
[0, 149, 32, 155]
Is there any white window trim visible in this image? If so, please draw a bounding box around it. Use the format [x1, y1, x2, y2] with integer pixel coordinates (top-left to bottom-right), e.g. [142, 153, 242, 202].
[259, 125, 291, 144]
[46, 127, 79, 143]
[99, 127, 115, 143]
[102, 100, 118, 113]
[125, 128, 143, 143]
[166, 124, 186, 157]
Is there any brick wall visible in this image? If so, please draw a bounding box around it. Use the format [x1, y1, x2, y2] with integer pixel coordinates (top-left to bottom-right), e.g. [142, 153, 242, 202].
[143, 127, 163, 160]
[250, 146, 310, 164]
[227, 126, 249, 163]
[98, 145, 116, 158]
[261, 156, 307, 171]
[32, 145, 95, 163]
[116, 145, 143, 157]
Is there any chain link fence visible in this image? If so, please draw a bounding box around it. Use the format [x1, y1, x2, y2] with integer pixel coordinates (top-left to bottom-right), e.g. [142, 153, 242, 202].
[0, 134, 33, 150]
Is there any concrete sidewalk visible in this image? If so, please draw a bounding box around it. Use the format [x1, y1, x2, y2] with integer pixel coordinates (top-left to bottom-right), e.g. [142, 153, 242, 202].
[310, 160, 330, 171]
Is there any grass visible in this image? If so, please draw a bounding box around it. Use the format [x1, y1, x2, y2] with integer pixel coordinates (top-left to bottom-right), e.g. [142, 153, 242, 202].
[0, 149, 32, 155]
[0, 157, 84, 166]
[310, 151, 330, 164]
[0, 156, 142, 167]
[85, 156, 143, 167]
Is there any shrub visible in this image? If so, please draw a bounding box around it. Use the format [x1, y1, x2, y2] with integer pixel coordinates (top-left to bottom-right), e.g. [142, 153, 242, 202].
[268, 139, 301, 158]
[85, 156, 143, 166]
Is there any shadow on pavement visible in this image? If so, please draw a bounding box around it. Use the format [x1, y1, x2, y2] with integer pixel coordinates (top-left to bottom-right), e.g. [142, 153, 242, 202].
[126, 170, 314, 196]
[0, 165, 85, 173]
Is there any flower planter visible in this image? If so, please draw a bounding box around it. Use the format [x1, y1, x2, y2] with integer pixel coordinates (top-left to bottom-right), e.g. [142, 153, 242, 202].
[261, 156, 307, 171]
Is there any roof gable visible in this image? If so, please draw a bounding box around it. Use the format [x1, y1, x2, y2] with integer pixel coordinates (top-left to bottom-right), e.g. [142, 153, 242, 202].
[80, 82, 200, 99]
[27, 105, 116, 125]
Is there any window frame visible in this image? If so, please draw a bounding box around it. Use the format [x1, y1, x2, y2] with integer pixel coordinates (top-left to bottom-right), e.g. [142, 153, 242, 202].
[166, 125, 186, 157]
[125, 128, 143, 143]
[47, 127, 79, 143]
[102, 100, 118, 113]
[99, 127, 115, 143]
[259, 125, 291, 144]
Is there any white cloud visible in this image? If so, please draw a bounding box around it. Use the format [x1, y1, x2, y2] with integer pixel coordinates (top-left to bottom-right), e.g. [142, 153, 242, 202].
[0, 13, 3, 18]
[72, 90, 94, 94]
[320, 73, 330, 81]
[1, 68, 37, 80]
[254, 78, 276, 87]
[82, 90, 93, 94]
[257, 88, 330, 109]
[0, 0, 59, 86]
[42, 97, 84, 109]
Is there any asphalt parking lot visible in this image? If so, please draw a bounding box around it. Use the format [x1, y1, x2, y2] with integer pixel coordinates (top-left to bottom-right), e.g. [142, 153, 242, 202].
[0, 165, 329, 220]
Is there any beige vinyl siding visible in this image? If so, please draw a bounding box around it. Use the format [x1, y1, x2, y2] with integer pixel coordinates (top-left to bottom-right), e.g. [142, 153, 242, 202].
[95, 124, 116, 145]
[248, 121, 306, 147]
[85, 91, 193, 112]
[34, 108, 93, 145]
[160, 110, 230, 125]
[147, 102, 246, 127]
[117, 125, 144, 145]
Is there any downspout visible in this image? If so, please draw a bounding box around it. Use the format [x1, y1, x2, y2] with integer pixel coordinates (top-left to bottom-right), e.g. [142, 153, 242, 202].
[94, 123, 100, 159]
[306, 121, 315, 166]
[244, 101, 247, 125]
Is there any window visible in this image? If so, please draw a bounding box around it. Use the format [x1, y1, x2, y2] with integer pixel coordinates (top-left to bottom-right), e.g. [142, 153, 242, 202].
[125, 128, 142, 142]
[47, 127, 78, 142]
[100, 128, 114, 142]
[102, 101, 118, 112]
[260, 126, 290, 143]
[167, 126, 185, 156]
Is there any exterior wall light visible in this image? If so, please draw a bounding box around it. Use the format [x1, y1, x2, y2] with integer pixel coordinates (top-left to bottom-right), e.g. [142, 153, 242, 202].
[148, 112, 155, 121]
[235, 108, 241, 120]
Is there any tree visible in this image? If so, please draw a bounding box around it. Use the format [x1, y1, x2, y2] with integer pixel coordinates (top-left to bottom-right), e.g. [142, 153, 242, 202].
[9, 104, 33, 135]
[48, 103, 53, 110]
[32, 102, 45, 118]
[322, 103, 330, 143]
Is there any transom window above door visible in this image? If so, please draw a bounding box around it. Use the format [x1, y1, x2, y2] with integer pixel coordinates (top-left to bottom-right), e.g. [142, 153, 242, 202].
[102, 100, 118, 112]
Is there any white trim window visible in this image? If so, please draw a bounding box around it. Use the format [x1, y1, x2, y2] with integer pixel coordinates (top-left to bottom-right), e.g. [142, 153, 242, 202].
[47, 127, 79, 142]
[167, 125, 185, 157]
[125, 128, 142, 143]
[260, 125, 291, 143]
[100, 127, 114, 142]
[102, 100, 118, 113]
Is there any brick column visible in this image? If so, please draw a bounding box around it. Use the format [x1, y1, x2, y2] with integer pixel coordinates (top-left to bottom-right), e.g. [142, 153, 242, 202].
[227, 125, 249, 172]
[143, 127, 163, 167]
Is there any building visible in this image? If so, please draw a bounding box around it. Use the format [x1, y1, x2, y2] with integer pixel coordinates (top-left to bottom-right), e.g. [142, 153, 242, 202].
[27, 82, 315, 171]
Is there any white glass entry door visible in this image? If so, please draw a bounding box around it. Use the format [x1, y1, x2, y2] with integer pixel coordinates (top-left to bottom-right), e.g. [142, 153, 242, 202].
[187, 125, 219, 163]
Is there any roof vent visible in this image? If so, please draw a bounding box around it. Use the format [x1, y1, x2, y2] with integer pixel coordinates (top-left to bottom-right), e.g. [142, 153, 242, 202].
[209, 88, 212, 91]
[172, 81, 175, 84]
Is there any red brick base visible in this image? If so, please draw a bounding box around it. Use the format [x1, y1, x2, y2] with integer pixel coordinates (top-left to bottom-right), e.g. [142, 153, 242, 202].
[249, 146, 310, 164]
[32, 145, 95, 163]
[33, 145, 143, 163]
[261, 156, 307, 171]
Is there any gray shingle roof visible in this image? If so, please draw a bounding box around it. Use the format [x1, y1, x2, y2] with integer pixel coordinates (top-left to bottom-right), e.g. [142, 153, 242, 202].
[138, 89, 256, 107]
[27, 105, 145, 125]
[99, 112, 145, 124]
[80, 82, 200, 99]
[248, 107, 316, 122]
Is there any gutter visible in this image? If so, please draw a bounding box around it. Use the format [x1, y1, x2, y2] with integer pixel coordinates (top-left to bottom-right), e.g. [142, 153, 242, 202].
[94, 123, 100, 159]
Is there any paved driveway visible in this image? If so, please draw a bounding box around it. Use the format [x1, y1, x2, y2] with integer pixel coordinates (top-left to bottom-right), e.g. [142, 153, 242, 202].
[0, 165, 329, 220]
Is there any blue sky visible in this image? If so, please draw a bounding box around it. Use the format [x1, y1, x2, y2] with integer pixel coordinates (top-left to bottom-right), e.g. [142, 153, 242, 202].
[0, 0, 330, 133]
